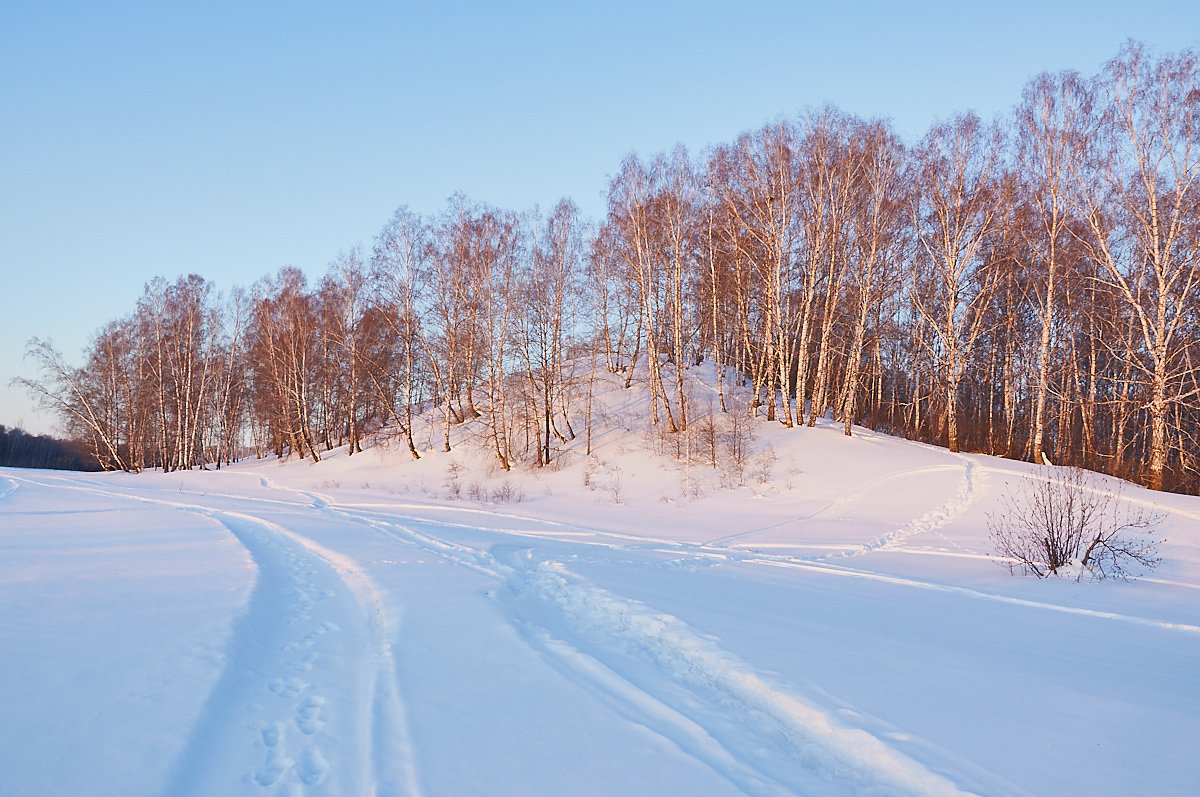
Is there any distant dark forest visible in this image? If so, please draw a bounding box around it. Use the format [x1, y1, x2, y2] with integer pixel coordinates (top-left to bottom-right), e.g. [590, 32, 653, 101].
[0, 425, 100, 471]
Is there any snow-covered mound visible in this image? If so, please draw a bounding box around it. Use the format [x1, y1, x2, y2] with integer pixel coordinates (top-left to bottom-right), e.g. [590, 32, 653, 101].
[2, 365, 1198, 796]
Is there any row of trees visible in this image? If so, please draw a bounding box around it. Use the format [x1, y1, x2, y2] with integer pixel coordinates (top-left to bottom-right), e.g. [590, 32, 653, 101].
[240, 196, 588, 472]
[20, 42, 1200, 492]
[0, 425, 97, 471]
[20, 196, 590, 474]
[596, 41, 1200, 492]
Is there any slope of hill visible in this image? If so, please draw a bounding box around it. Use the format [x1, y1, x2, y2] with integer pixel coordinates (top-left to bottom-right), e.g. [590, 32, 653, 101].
[2, 364, 1198, 795]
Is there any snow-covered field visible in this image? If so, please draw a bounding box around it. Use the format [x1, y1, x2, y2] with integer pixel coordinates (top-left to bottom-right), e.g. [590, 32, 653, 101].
[3, 368, 1199, 796]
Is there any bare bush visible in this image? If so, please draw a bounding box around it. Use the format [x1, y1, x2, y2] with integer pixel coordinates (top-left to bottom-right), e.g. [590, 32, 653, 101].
[693, 409, 719, 469]
[442, 462, 463, 500]
[582, 455, 624, 503]
[988, 467, 1164, 580]
[749, 445, 776, 485]
[491, 481, 523, 503]
[607, 464, 624, 504]
[717, 402, 757, 487]
[645, 416, 679, 459]
[583, 455, 601, 490]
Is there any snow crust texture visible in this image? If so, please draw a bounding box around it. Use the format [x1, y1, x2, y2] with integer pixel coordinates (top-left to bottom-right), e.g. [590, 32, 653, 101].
[2, 368, 1199, 795]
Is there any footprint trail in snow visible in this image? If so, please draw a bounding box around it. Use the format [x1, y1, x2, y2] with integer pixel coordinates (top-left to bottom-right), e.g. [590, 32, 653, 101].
[159, 507, 415, 795]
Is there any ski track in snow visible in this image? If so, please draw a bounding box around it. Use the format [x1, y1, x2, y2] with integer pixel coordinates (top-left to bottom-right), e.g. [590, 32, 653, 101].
[197, 514, 419, 796]
[255, 454, 1200, 731]
[8, 474, 420, 796]
[814, 458, 981, 562]
[14, 459, 1195, 795]
[524, 453, 1186, 634]
[702, 464, 966, 549]
[165, 509, 417, 795]
[501, 551, 973, 797]
[301, 494, 973, 796]
[597, 453, 1200, 636]
[628, 537, 1200, 636]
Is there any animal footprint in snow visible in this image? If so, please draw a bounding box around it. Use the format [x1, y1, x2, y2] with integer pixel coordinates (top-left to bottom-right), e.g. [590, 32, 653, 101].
[289, 652, 318, 673]
[254, 744, 294, 786]
[284, 622, 338, 653]
[268, 677, 308, 698]
[260, 721, 285, 748]
[297, 746, 329, 786]
[296, 696, 326, 734]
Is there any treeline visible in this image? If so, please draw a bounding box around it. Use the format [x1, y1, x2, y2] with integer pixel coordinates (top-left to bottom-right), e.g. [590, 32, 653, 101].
[19, 198, 591, 474]
[19, 41, 1200, 492]
[0, 425, 99, 471]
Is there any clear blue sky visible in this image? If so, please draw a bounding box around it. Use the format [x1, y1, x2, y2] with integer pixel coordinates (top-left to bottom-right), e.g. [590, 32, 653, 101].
[2, 0, 1197, 435]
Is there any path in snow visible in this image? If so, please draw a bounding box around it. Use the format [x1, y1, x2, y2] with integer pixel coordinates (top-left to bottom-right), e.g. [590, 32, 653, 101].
[700, 463, 966, 550]
[313, 496, 971, 797]
[311, 455, 1198, 648]
[815, 458, 980, 560]
[6, 453, 1197, 796]
[9, 474, 419, 795]
[164, 511, 345, 792]
[165, 506, 420, 795]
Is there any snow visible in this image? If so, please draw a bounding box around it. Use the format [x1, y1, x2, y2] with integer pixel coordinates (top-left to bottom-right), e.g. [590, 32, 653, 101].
[2, 365, 1199, 795]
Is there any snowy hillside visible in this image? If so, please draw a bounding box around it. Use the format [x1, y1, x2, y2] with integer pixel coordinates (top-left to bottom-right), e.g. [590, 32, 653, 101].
[2, 365, 1198, 796]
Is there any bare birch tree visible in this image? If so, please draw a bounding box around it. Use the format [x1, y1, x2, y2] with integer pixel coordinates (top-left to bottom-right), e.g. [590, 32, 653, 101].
[910, 113, 1007, 453]
[1075, 42, 1200, 490]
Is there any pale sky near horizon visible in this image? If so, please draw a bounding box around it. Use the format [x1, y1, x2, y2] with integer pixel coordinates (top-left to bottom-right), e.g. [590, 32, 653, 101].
[2, 1, 1198, 436]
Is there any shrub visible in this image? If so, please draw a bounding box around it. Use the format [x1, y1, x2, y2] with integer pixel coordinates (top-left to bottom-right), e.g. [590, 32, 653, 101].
[490, 481, 523, 503]
[988, 466, 1163, 580]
